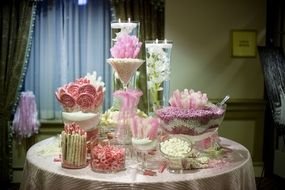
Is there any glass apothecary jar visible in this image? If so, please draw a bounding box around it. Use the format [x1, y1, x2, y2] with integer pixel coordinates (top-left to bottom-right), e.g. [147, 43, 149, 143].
[90, 138, 126, 173]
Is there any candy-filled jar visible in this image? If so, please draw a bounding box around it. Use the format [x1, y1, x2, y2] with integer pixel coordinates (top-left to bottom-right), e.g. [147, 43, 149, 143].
[61, 123, 87, 169]
[90, 138, 126, 173]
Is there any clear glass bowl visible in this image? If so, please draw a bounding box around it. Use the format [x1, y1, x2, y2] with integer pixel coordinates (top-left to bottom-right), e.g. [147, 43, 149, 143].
[159, 135, 192, 172]
[159, 105, 226, 136]
[90, 139, 126, 173]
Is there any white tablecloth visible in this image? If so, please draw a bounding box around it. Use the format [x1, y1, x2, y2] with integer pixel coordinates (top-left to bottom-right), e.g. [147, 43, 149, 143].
[20, 136, 256, 190]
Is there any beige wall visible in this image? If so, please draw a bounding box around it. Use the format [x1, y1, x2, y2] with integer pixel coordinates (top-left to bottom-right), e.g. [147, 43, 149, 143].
[165, 0, 266, 99]
[165, 0, 266, 176]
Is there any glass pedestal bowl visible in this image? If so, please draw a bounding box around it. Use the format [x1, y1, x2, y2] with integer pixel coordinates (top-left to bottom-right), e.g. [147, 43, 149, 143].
[159, 136, 192, 173]
[90, 139, 126, 173]
[156, 104, 226, 152]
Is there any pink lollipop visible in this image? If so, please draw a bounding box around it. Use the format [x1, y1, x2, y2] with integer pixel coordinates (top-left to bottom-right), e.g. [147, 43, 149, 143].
[67, 84, 80, 98]
[60, 93, 76, 108]
[78, 84, 97, 96]
[76, 93, 94, 111]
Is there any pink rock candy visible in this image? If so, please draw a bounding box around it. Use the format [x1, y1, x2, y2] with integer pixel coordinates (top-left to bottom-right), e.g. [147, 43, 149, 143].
[110, 34, 142, 58]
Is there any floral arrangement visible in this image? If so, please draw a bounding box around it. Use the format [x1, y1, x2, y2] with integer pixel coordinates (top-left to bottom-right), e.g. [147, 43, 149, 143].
[146, 43, 171, 110]
[169, 89, 208, 109]
[110, 34, 142, 59]
[55, 71, 105, 112]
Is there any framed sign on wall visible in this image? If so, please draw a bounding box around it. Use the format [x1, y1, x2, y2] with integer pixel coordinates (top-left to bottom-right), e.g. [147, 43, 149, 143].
[231, 30, 257, 58]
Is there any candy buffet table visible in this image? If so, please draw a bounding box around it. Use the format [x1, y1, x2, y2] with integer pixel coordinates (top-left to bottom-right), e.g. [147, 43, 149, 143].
[20, 136, 256, 190]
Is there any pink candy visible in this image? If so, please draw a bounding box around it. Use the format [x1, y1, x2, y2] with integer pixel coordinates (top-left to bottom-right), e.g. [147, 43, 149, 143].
[64, 122, 85, 135]
[55, 77, 104, 112]
[90, 144, 125, 172]
[110, 34, 142, 58]
[169, 89, 208, 109]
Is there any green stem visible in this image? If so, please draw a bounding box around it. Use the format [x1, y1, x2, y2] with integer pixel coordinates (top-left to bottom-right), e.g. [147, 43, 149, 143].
[150, 83, 161, 110]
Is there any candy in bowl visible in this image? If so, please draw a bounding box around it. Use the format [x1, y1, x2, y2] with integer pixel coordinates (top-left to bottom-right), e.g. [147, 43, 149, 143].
[159, 135, 192, 172]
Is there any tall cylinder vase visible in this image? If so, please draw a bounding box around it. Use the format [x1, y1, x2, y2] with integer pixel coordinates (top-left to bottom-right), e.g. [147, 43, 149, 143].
[145, 40, 173, 115]
[110, 20, 140, 92]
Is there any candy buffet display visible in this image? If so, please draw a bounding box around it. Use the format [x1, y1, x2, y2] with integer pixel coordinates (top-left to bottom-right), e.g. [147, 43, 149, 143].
[51, 19, 231, 176]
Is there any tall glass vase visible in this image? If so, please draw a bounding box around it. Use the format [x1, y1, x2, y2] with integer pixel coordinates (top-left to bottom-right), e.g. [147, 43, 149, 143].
[110, 19, 140, 91]
[145, 40, 173, 115]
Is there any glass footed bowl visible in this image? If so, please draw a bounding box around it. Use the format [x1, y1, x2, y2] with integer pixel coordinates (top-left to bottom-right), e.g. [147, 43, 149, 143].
[156, 104, 226, 136]
[132, 138, 158, 152]
[159, 135, 193, 171]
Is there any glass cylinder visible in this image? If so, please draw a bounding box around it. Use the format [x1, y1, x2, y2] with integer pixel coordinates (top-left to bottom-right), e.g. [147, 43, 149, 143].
[110, 19, 140, 92]
[90, 138, 126, 173]
[61, 111, 100, 153]
[145, 40, 173, 114]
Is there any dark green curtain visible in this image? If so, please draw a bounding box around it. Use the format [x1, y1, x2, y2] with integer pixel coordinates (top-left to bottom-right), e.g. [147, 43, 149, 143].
[0, 0, 34, 183]
[111, 0, 165, 112]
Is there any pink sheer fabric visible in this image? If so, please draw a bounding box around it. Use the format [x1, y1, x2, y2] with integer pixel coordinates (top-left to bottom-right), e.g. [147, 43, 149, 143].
[20, 137, 256, 190]
[12, 91, 40, 140]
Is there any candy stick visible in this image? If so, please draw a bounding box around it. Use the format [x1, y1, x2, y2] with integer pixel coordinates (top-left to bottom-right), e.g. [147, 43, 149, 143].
[61, 131, 66, 160]
[66, 134, 70, 163]
[70, 134, 74, 164]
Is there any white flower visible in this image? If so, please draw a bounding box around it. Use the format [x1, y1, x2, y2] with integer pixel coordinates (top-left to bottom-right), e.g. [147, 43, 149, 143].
[85, 71, 105, 91]
[146, 47, 170, 90]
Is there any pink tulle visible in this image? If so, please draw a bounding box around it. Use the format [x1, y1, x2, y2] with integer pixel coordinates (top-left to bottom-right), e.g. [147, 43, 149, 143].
[113, 89, 142, 142]
[12, 91, 40, 140]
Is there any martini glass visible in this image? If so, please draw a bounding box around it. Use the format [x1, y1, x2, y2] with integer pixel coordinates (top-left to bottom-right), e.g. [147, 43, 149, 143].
[107, 58, 144, 90]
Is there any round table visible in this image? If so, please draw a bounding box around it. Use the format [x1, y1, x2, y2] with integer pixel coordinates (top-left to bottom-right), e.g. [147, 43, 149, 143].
[20, 136, 256, 190]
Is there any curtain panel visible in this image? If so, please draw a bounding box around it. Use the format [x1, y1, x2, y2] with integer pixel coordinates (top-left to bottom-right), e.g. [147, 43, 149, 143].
[111, 0, 165, 112]
[0, 0, 35, 183]
[25, 0, 112, 120]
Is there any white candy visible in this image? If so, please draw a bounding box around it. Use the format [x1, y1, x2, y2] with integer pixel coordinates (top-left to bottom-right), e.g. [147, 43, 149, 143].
[160, 137, 191, 157]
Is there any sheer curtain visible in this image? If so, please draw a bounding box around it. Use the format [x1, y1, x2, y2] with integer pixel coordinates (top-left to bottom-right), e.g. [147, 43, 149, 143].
[25, 0, 112, 120]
